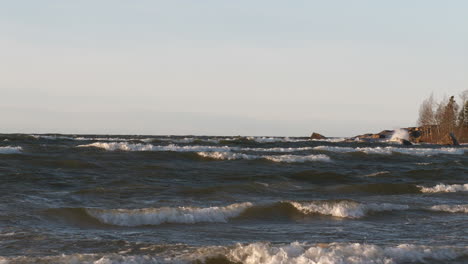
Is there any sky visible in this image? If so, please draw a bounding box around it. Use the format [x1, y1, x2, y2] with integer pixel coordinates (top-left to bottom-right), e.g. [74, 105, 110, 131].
[1, 0, 467, 136]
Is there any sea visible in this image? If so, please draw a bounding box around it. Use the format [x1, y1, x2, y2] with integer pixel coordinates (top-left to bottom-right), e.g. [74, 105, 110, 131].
[0, 134, 467, 264]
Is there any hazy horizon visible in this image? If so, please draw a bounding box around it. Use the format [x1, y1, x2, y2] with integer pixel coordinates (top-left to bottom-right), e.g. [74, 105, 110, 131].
[1, 1, 467, 137]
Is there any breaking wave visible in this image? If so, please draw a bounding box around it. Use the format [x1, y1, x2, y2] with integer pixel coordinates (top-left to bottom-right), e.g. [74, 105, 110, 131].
[223, 242, 468, 264]
[314, 146, 466, 156]
[430, 204, 468, 213]
[80, 142, 322, 154]
[86, 203, 253, 226]
[288, 200, 408, 218]
[2, 242, 466, 264]
[78, 142, 233, 152]
[56, 200, 411, 227]
[197, 152, 331, 163]
[0, 146, 22, 154]
[419, 183, 468, 193]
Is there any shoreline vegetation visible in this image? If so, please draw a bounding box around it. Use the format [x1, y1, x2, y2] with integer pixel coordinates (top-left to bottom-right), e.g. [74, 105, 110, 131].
[313, 90, 468, 145]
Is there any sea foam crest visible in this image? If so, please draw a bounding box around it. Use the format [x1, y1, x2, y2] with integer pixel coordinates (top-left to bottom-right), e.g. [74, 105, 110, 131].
[78, 142, 233, 152]
[1, 242, 466, 264]
[246, 137, 307, 143]
[244, 146, 315, 152]
[419, 183, 468, 193]
[226, 242, 466, 264]
[430, 204, 468, 213]
[197, 152, 331, 163]
[0, 146, 22, 154]
[86, 202, 253, 226]
[289, 201, 408, 218]
[314, 146, 466, 156]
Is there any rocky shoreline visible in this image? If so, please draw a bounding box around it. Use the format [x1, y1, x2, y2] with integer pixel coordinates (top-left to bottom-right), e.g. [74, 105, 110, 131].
[312, 126, 468, 145]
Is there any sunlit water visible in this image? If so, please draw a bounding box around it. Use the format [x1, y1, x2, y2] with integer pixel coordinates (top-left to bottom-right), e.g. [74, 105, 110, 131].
[0, 134, 467, 263]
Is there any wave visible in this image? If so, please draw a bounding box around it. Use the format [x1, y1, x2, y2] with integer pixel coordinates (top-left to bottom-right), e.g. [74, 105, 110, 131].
[86, 202, 253, 226]
[47, 200, 409, 227]
[246, 136, 307, 143]
[2, 242, 466, 264]
[77, 142, 234, 152]
[419, 183, 468, 193]
[197, 152, 331, 163]
[244, 146, 315, 152]
[223, 242, 467, 264]
[288, 200, 408, 218]
[314, 146, 466, 156]
[82, 142, 322, 154]
[0, 146, 22, 154]
[430, 204, 468, 213]
[364, 171, 391, 177]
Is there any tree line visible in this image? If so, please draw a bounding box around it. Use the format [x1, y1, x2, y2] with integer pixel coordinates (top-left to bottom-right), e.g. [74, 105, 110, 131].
[418, 90, 468, 142]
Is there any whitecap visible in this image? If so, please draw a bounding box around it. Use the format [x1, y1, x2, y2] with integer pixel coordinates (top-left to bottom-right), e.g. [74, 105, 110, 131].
[430, 204, 468, 213]
[226, 242, 467, 264]
[197, 152, 331, 163]
[86, 202, 253, 226]
[77, 142, 234, 152]
[419, 183, 468, 193]
[314, 146, 466, 156]
[288, 200, 408, 218]
[0, 146, 22, 154]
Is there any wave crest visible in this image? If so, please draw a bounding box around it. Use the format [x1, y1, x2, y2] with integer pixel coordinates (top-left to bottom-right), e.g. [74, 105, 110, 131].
[0, 146, 22, 154]
[226, 242, 467, 264]
[86, 202, 253, 226]
[78, 142, 233, 152]
[430, 204, 468, 213]
[314, 146, 466, 156]
[419, 183, 468, 193]
[197, 152, 331, 163]
[288, 201, 408, 218]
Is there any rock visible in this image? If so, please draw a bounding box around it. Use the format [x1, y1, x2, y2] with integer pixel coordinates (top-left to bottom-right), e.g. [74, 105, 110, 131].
[310, 132, 327, 140]
[409, 130, 422, 143]
[377, 130, 394, 139]
[371, 134, 386, 139]
[449, 132, 460, 145]
[400, 139, 413, 145]
[437, 132, 460, 145]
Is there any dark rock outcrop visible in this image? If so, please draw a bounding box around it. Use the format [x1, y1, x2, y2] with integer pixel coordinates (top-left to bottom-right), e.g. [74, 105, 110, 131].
[310, 132, 327, 140]
[400, 139, 413, 146]
[437, 133, 460, 145]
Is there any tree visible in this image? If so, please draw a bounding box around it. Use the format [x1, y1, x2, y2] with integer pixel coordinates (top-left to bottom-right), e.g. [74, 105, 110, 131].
[417, 94, 436, 126]
[438, 96, 458, 134]
[458, 90, 468, 126]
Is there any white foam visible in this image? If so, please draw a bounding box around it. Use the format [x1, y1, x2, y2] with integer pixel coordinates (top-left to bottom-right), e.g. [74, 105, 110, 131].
[0, 146, 22, 154]
[86, 202, 253, 226]
[197, 152, 257, 160]
[246, 137, 307, 143]
[419, 183, 468, 193]
[197, 152, 331, 163]
[226, 242, 466, 264]
[289, 201, 408, 218]
[2, 242, 466, 264]
[265, 154, 331, 163]
[389, 128, 410, 142]
[314, 146, 466, 156]
[244, 147, 315, 152]
[311, 137, 347, 143]
[78, 142, 233, 152]
[430, 204, 468, 213]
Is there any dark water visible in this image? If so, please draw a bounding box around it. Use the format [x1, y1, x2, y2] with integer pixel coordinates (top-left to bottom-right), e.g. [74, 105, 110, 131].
[0, 134, 467, 263]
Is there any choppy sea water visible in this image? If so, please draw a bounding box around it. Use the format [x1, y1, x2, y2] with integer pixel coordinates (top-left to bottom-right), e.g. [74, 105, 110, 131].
[0, 134, 467, 264]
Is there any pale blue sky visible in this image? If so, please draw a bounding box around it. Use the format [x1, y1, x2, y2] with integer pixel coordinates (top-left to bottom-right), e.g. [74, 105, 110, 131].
[1, 1, 467, 136]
